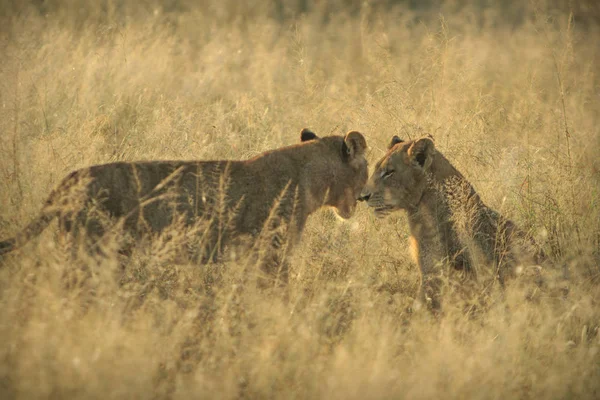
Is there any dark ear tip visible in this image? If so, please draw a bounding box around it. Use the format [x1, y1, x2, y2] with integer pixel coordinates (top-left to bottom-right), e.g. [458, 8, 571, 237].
[388, 135, 404, 149]
[301, 128, 318, 142]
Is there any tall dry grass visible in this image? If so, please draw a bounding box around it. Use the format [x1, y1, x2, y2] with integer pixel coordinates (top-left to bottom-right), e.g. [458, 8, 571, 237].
[0, 1, 599, 398]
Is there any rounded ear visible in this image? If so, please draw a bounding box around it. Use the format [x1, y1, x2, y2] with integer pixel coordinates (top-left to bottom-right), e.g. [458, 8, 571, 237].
[407, 137, 435, 169]
[301, 128, 318, 142]
[343, 131, 367, 159]
[388, 135, 404, 150]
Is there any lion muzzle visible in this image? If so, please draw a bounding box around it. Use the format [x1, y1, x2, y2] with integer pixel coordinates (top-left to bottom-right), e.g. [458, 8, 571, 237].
[358, 190, 371, 202]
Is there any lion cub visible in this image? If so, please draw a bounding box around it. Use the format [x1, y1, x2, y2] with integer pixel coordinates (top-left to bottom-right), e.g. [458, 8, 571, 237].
[360, 136, 545, 311]
[0, 129, 368, 285]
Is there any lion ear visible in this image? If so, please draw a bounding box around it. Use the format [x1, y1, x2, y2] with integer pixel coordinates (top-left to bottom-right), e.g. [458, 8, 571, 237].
[343, 131, 367, 160]
[388, 135, 404, 150]
[301, 128, 318, 142]
[407, 137, 435, 169]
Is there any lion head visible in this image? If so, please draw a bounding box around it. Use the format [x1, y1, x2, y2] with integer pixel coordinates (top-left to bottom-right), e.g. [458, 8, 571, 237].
[359, 135, 435, 217]
[301, 128, 368, 219]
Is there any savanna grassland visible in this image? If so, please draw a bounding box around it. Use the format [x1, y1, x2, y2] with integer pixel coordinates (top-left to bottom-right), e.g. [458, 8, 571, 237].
[0, 1, 599, 398]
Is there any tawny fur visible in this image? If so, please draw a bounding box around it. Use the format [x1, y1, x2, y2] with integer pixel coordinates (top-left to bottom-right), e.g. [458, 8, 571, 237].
[360, 136, 544, 311]
[0, 129, 368, 284]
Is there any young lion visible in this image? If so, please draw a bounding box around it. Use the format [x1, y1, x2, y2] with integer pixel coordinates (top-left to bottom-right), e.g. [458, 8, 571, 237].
[0, 129, 368, 284]
[359, 136, 544, 311]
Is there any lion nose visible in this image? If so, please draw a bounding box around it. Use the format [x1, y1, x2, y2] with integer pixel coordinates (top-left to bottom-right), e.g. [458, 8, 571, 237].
[359, 190, 371, 202]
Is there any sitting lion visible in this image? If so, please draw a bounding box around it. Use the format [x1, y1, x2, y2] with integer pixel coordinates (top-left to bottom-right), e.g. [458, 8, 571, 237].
[359, 135, 545, 311]
[0, 129, 368, 284]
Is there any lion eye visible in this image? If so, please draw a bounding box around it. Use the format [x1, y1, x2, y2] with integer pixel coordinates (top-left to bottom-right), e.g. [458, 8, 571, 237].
[382, 169, 394, 179]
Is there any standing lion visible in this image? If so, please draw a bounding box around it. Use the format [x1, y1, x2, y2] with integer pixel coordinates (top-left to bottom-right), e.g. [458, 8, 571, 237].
[0, 129, 368, 285]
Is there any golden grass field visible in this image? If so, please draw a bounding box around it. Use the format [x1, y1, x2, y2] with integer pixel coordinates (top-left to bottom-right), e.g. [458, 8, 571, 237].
[0, 1, 599, 398]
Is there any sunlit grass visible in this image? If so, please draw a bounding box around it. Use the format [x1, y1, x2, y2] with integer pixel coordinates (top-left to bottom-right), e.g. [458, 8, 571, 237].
[0, 1, 599, 399]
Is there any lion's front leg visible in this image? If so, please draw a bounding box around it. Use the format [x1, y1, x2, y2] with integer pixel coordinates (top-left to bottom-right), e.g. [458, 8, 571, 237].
[410, 236, 444, 313]
[419, 272, 443, 312]
[254, 229, 292, 292]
